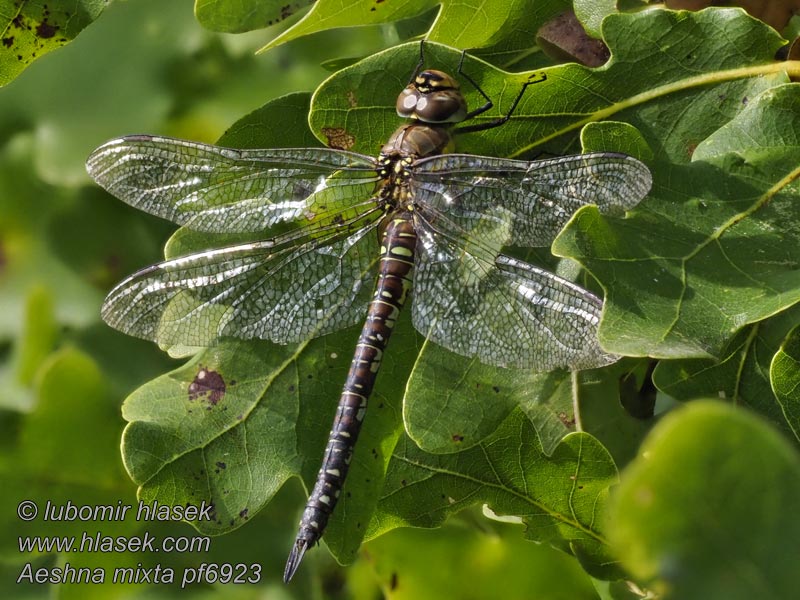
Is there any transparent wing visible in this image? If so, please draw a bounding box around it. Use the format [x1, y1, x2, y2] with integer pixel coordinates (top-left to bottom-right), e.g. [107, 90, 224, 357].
[411, 208, 616, 371]
[86, 135, 379, 233]
[411, 152, 651, 247]
[102, 209, 383, 347]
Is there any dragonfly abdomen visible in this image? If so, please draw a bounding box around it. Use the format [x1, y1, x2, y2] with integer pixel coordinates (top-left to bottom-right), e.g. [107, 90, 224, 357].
[285, 211, 417, 582]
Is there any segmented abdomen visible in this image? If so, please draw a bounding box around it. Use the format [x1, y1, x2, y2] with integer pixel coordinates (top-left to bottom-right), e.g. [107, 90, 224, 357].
[285, 210, 416, 581]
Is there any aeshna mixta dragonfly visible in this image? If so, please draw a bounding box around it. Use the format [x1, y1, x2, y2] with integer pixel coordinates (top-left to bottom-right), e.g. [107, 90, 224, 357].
[86, 50, 652, 582]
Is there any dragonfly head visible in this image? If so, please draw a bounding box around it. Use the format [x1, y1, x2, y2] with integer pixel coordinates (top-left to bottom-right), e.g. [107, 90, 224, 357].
[396, 69, 468, 124]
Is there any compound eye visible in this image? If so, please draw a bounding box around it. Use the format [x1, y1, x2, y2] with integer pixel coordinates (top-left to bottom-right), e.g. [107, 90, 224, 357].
[395, 70, 468, 123]
[416, 89, 467, 123]
[396, 86, 421, 118]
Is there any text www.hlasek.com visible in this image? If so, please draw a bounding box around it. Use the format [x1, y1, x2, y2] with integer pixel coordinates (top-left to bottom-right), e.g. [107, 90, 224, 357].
[19, 530, 210, 554]
[16, 499, 262, 587]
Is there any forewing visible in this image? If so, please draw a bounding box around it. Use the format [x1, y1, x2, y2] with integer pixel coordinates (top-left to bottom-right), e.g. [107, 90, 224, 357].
[411, 210, 616, 371]
[102, 212, 382, 347]
[86, 135, 379, 233]
[411, 152, 651, 247]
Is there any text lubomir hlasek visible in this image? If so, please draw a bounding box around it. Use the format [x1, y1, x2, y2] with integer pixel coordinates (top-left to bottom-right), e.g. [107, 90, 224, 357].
[40, 500, 213, 522]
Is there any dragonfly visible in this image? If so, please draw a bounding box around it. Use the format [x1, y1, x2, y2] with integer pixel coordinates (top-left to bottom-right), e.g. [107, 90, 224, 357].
[86, 46, 652, 582]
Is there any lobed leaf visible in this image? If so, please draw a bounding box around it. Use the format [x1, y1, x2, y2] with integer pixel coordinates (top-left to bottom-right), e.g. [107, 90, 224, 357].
[556, 82, 800, 360]
[370, 408, 622, 578]
[261, 0, 570, 55]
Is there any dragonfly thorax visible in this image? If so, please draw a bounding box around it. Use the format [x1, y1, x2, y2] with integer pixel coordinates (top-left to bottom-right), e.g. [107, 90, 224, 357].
[376, 122, 453, 201]
[379, 122, 453, 162]
[396, 69, 468, 124]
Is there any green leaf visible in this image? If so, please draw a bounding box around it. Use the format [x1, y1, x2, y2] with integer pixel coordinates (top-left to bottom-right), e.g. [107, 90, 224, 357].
[360, 517, 600, 600]
[555, 81, 800, 360]
[405, 339, 571, 457]
[121, 340, 302, 534]
[580, 121, 653, 161]
[771, 324, 800, 441]
[610, 401, 800, 599]
[575, 359, 656, 469]
[217, 92, 321, 149]
[371, 409, 622, 579]
[195, 0, 313, 33]
[261, 0, 570, 54]
[653, 305, 800, 443]
[573, 0, 619, 38]
[0, 0, 106, 87]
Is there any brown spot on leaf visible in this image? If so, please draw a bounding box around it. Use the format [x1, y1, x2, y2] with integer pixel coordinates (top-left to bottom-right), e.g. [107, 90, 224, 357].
[2, 37, 13, 48]
[558, 412, 576, 427]
[346, 90, 357, 108]
[390, 572, 398, 590]
[452, 433, 464, 442]
[188, 366, 226, 405]
[239, 508, 249, 519]
[322, 127, 355, 150]
[36, 20, 58, 39]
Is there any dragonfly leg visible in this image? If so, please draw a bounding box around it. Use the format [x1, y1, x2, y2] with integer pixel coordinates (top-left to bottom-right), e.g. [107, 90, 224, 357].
[455, 67, 548, 133]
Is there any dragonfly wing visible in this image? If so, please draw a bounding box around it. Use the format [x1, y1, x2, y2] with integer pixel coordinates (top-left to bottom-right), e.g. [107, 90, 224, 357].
[411, 210, 616, 371]
[87, 135, 379, 233]
[102, 213, 382, 347]
[411, 152, 651, 247]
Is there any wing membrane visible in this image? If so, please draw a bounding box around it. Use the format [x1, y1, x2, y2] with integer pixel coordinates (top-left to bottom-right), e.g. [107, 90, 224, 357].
[411, 152, 651, 247]
[411, 210, 616, 371]
[86, 135, 379, 233]
[102, 210, 382, 347]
